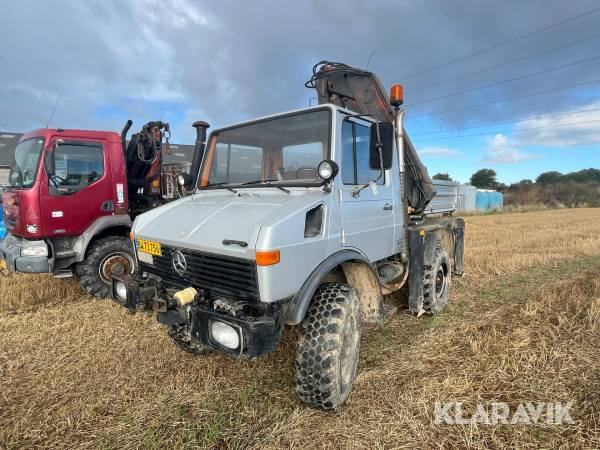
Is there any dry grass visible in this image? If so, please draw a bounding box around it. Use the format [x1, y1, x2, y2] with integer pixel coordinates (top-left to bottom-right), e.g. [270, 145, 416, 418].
[1, 208, 600, 449]
[464, 207, 600, 279]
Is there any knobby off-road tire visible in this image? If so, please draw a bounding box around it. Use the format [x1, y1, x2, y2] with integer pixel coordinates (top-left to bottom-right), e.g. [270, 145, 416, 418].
[423, 242, 451, 315]
[295, 282, 362, 410]
[167, 323, 210, 355]
[75, 236, 135, 298]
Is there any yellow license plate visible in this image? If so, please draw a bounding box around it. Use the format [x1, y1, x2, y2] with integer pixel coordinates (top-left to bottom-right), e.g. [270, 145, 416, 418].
[138, 239, 162, 256]
[0, 258, 7, 272]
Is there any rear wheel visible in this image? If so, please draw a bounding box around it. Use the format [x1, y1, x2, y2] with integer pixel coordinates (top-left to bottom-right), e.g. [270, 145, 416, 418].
[423, 242, 451, 315]
[75, 236, 135, 298]
[295, 282, 361, 410]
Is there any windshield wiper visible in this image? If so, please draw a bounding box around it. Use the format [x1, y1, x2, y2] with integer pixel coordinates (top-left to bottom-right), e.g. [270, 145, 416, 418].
[201, 181, 238, 193]
[240, 179, 290, 194]
[240, 178, 278, 185]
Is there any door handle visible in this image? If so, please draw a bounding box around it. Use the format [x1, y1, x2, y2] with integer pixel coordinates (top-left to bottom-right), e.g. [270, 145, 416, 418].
[383, 203, 393, 211]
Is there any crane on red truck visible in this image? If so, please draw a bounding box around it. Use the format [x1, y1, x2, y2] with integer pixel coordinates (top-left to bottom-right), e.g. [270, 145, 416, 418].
[0, 120, 209, 297]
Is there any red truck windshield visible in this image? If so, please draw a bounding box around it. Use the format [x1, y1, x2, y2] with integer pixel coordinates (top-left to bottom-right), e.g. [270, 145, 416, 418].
[199, 109, 331, 188]
[8, 137, 45, 188]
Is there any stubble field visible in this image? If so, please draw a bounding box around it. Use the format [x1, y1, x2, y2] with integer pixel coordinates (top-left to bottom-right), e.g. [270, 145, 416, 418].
[1, 208, 599, 449]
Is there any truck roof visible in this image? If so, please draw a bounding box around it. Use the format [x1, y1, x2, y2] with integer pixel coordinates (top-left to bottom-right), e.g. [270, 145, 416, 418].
[19, 128, 121, 143]
[211, 104, 364, 134]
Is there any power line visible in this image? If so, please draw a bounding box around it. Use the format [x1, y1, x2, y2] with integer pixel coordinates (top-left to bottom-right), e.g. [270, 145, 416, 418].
[407, 56, 600, 107]
[399, 6, 600, 81]
[410, 107, 600, 136]
[366, 50, 376, 70]
[405, 33, 600, 94]
[412, 119, 600, 142]
[409, 78, 600, 120]
[45, 93, 62, 128]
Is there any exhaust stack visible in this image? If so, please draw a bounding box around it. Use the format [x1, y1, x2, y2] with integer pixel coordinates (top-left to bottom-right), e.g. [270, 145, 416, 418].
[189, 121, 210, 189]
[120, 119, 133, 154]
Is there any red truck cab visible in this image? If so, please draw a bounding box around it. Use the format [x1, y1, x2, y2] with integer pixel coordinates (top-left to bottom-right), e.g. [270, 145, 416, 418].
[1, 120, 206, 296]
[1, 128, 134, 290]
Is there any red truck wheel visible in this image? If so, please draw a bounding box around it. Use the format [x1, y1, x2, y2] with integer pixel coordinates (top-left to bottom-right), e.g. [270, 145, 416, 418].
[75, 236, 135, 298]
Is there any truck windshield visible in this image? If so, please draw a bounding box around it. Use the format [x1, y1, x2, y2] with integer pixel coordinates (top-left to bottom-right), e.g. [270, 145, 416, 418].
[199, 109, 330, 188]
[8, 137, 45, 188]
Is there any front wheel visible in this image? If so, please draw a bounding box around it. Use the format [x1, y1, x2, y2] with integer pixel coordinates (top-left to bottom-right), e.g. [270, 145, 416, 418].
[75, 236, 135, 298]
[294, 282, 361, 410]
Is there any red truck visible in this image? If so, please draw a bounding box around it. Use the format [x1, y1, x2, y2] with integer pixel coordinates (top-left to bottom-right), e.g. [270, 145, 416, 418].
[0, 120, 209, 296]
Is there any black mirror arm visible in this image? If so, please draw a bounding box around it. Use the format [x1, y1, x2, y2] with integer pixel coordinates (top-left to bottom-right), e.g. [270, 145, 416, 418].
[44, 138, 63, 180]
[352, 123, 385, 198]
[373, 120, 385, 180]
[44, 150, 55, 177]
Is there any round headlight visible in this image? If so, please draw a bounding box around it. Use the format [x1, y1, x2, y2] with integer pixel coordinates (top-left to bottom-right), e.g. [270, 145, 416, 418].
[177, 174, 186, 186]
[318, 160, 339, 181]
[115, 281, 127, 300]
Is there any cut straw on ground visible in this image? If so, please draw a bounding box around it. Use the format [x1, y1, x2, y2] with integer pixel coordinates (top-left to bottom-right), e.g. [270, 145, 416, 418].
[1, 208, 600, 449]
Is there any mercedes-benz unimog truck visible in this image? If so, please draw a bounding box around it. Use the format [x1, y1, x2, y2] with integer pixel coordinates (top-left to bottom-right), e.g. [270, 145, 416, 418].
[111, 62, 464, 410]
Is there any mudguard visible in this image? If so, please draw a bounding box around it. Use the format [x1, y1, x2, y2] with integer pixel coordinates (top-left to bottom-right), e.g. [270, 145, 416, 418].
[407, 217, 465, 314]
[283, 249, 374, 325]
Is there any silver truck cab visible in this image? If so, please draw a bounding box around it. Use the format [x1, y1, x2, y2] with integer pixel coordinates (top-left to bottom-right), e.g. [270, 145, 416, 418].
[112, 63, 464, 410]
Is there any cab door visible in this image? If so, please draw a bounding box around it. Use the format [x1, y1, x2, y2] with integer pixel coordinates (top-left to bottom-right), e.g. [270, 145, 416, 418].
[40, 139, 113, 236]
[339, 119, 395, 261]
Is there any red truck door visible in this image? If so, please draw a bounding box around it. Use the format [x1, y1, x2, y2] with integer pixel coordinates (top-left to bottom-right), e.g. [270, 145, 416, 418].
[40, 139, 114, 237]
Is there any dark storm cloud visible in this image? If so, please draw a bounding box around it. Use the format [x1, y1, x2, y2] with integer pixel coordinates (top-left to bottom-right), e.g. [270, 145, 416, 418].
[1, 0, 599, 142]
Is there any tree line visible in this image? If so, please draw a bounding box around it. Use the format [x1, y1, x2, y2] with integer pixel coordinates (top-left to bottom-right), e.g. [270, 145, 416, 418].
[432, 168, 600, 208]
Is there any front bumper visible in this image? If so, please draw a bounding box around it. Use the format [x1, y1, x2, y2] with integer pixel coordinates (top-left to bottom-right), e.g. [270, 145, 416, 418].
[111, 274, 283, 358]
[0, 233, 50, 274]
[157, 303, 282, 358]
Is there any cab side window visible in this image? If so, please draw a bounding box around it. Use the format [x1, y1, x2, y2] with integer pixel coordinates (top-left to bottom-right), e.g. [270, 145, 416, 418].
[50, 143, 104, 195]
[341, 121, 383, 185]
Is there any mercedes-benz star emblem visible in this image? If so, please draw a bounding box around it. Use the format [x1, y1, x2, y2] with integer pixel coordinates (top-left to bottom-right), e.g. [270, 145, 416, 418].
[172, 250, 187, 275]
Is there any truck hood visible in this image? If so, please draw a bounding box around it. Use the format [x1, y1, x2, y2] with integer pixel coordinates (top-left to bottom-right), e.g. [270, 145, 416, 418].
[133, 188, 325, 258]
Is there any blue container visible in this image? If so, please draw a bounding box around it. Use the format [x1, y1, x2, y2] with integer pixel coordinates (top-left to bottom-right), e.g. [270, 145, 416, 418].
[0, 204, 5, 240]
[476, 190, 503, 211]
[476, 191, 490, 211]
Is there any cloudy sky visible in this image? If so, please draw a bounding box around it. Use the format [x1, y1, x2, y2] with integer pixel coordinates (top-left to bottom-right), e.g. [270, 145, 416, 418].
[1, 0, 599, 183]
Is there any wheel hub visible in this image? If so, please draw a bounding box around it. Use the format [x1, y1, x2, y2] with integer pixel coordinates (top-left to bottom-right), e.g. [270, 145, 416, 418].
[435, 264, 448, 297]
[99, 253, 133, 283]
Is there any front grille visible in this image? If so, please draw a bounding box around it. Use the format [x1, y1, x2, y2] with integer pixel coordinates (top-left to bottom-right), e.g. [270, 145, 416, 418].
[140, 246, 259, 301]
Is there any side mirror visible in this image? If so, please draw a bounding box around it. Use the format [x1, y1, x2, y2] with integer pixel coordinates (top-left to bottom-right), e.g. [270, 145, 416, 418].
[318, 160, 339, 181]
[369, 122, 394, 170]
[44, 147, 56, 177]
